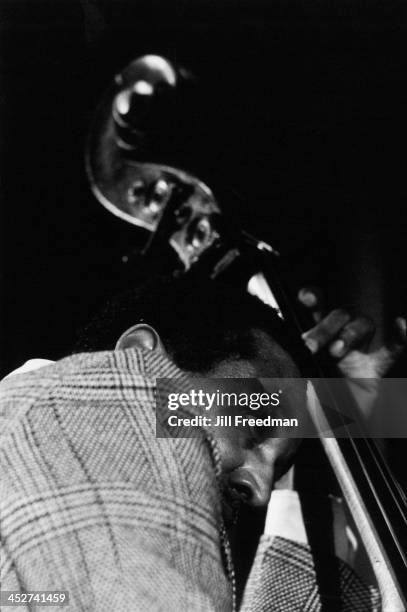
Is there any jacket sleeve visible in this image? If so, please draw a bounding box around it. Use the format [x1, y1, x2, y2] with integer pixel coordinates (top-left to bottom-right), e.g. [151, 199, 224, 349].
[239, 491, 381, 612]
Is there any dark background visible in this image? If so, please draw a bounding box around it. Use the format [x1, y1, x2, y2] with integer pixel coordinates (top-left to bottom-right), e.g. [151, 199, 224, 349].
[1, 0, 407, 376]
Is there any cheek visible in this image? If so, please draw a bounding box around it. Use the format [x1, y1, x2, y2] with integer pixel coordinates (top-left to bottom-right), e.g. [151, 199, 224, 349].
[214, 436, 246, 473]
[271, 439, 301, 479]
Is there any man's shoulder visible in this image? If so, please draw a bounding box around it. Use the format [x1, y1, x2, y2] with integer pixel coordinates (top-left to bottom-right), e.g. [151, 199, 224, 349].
[1, 350, 135, 392]
[3, 347, 181, 383]
[1, 348, 162, 388]
[0, 349, 171, 436]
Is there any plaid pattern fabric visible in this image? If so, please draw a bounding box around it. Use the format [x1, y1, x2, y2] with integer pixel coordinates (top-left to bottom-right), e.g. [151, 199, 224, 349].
[0, 348, 380, 611]
[241, 536, 381, 612]
[0, 349, 232, 611]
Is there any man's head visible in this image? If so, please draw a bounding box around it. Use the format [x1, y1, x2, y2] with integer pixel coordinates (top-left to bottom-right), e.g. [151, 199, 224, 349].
[75, 273, 307, 512]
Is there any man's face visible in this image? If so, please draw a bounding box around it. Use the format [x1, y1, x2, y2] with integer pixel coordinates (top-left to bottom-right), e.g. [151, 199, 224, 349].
[205, 329, 302, 519]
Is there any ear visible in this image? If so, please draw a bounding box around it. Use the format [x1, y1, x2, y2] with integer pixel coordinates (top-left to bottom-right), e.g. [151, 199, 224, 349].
[115, 323, 164, 353]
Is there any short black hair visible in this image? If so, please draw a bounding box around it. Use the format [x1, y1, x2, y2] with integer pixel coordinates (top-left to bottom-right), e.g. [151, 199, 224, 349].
[74, 273, 310, 374]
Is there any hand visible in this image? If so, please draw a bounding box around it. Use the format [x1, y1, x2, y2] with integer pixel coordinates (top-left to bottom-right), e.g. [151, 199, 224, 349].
[274, 289, 406, 489]
[298, 288, 407, 419]
[298, 287, 406, 379]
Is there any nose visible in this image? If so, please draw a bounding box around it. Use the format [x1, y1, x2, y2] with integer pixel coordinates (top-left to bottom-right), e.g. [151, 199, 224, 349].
[229, 448, 275, 508]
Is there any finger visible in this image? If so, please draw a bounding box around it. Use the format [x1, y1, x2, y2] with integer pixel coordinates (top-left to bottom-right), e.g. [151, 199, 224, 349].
[302, 308, 351, 354]
[329, 316, 375, 358]
[297, 286, 325, 323]
[372, 317, 407, 371]
[391, 316, 407, 354]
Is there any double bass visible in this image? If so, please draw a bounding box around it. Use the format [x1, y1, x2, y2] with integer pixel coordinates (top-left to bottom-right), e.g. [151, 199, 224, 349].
[86, 54, 407, 610]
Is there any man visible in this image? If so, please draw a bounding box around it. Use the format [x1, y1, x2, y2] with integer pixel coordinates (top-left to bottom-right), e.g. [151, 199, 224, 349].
[0, 274, 404, 610]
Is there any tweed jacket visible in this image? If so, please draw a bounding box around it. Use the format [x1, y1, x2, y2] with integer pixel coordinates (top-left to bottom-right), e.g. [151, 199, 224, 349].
[0, 349, 380, 611]
[0, 349, 232, 611]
